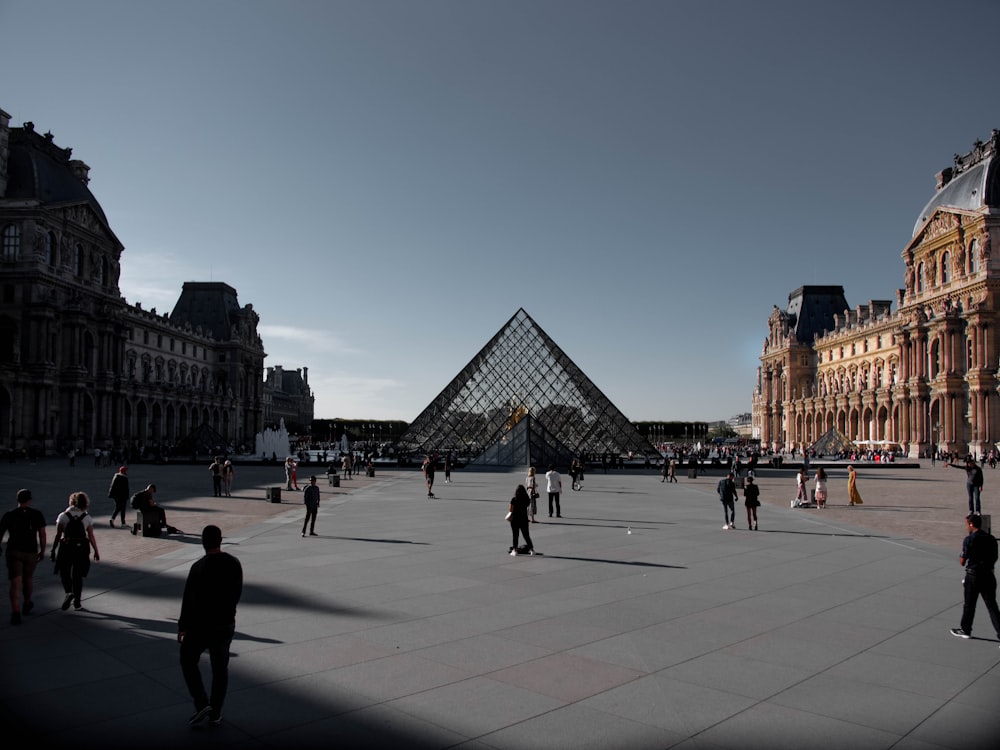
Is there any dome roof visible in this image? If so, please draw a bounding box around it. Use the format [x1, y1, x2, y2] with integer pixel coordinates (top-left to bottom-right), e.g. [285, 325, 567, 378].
[4, 124, 112, 230]
[913, 132, 1000, 236]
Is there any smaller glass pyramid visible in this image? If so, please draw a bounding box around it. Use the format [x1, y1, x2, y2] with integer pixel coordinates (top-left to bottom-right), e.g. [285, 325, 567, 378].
[398, 309, 659, 466]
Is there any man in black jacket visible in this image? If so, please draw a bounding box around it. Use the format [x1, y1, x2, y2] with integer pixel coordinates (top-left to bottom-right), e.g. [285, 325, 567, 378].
[717, 472, 739, 530]
[178, 525, 243, 727]
[950, 513, 1000, 642]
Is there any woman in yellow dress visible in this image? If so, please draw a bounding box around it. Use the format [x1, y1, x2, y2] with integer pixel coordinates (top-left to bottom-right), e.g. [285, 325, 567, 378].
[847, 465, 864, 505]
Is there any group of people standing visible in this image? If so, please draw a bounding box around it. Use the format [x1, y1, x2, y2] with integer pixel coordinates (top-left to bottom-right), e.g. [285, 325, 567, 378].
[789, 465, 863, 509]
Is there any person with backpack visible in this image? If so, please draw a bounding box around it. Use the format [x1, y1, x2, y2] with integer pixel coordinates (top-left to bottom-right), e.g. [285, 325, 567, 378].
[51, 491, 100, 612]
[0, 488, 47, 625]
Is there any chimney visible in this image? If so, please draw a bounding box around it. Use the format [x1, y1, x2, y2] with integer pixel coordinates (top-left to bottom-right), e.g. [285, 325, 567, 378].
[0, 108, 10, 198]
[935, 167, 953, 190]
[69, 159, 91, 185]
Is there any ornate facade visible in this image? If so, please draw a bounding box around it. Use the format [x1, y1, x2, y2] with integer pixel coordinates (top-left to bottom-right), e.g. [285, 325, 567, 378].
[0, 108, 270, 456]
[753, 130, 1000, 458]
[263, 365, 315, 434]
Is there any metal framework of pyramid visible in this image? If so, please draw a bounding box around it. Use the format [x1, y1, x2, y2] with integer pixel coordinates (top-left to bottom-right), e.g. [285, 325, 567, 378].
[398, 309, 659, 467]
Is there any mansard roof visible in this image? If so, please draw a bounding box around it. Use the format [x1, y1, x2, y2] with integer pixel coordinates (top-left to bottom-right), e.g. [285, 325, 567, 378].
[914, 129, 1000, 236]
[169, 282, 244, 342]
[785, 286, 849, 343]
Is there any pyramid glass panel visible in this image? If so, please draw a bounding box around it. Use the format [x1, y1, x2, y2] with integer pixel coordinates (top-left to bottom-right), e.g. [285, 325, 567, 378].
[398, 309, 659, 466]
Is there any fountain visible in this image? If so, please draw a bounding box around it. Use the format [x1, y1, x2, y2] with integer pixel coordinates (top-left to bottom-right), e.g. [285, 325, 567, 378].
[255, 418, 291, 460]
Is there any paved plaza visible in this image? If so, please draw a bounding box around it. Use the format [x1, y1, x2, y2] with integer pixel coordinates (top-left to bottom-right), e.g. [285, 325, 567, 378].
[0, 458, 998, 749]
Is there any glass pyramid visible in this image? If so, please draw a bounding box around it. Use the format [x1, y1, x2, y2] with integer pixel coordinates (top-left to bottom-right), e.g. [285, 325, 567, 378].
[398, 309, 659, 467]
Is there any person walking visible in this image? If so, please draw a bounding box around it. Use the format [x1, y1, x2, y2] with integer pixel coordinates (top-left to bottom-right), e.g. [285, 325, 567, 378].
[284, 456, 297, 491]
[108, 465, 130, 528]
[209, 457, 223, 497]
[847, 465, 864, 506]
[947, 456, 984, 514]
[569, 459, 581, 491]
[51, 491, 100, 612]
[717, 471, 739, 530]
[668, 456, 678, 483]
[744, 475, 761, 530]
[950, 513, 1000, 641]
[525, 467, 539, 523]
[0, 489, 47, 625]
[179, 525, 243, 728]
[302, 476, 320, 537]
[507, 485, 535, 556]
[814, 467, 828, 509]
[444, 454, 452, 483]
[792, 466, 809, 508]
[222, 460, 234, 497]
[545, 465, 562, 518]
[423, 454, 436, 498]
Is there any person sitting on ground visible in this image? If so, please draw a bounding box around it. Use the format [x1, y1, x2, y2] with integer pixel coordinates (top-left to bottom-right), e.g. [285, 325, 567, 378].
[131, 484, 175, 535]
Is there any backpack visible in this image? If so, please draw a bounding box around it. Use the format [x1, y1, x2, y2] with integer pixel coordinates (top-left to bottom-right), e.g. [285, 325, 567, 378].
[130, 492, 144, 509]
[65, 511, 88, 540]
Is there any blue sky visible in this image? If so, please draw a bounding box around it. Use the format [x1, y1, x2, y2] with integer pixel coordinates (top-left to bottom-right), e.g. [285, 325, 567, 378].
[3, 0, 999, 422]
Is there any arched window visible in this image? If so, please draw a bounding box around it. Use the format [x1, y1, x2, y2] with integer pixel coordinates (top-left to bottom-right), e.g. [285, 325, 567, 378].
[941, 252, 951, 284]
[2, 224, 20, 261]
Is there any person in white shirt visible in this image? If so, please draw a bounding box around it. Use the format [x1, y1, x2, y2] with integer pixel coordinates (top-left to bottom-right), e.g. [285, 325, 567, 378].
[545, 466, 562, 518]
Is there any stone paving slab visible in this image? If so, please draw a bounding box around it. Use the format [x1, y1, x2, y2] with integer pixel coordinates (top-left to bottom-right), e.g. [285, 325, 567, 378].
[0, 459, 998, 750]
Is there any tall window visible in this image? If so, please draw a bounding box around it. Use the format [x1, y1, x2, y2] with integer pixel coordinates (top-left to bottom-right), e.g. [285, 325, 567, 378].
[45, 232, 56, 267]
[941, 252, 951, 284]
[968, 240, 979, 274]
[74, 244, 84, 277]
[2, 224, 20, 261]
[917, 262, 925, 292]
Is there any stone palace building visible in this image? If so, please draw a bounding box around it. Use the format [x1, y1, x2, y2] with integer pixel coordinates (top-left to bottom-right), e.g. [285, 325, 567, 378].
[753, 129, 1000, 459]
[0, 107, 312, 457]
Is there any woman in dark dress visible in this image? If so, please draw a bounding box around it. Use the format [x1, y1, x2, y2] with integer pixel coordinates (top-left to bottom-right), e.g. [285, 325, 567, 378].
[508, 485, 535, 556]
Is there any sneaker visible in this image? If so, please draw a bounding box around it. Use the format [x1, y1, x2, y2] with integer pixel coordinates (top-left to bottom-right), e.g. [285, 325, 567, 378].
[188, 706, 212, 726]
[22, 600, 33, 615]
[301, 532, 306, 537]
[208, 714, 222, 727]
[510, 549, 517, 556]
[109, 519, 115, 528]
[309, 531, 318, 536]
[74, 601, 83, 611]
[722, 524, 729, 530]
[950, 628, 971, 639]
[528, 550, 537, 555]
[10, 611, 22, 625]
[61, 593, 73, 611]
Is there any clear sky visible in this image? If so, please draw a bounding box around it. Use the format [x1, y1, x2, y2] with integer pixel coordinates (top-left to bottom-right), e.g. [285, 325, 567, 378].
[3, 0, 999, 423]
